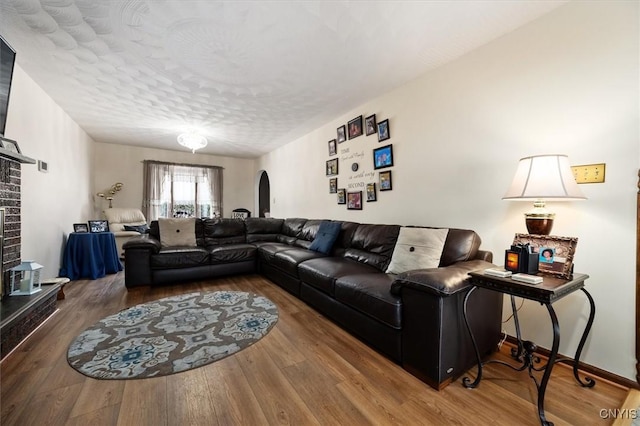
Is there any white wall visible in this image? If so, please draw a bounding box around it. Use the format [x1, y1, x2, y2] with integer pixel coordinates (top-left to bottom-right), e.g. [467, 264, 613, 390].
[258, 2, 639, 380]
[5, 64, 94, 279]
[92, 143, 255, 218]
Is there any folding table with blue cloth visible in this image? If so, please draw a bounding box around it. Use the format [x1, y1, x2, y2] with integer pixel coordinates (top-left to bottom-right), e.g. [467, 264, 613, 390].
[59, 232, 123, 280]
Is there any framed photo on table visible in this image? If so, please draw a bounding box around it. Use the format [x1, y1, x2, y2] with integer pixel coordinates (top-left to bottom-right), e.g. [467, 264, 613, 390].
[88, 220, 109, 233]
[512, 233, 578, 279]
[73, 223, 89, 233]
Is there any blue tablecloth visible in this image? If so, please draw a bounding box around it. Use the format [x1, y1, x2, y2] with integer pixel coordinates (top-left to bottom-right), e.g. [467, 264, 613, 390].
[59, 232, 123, 280]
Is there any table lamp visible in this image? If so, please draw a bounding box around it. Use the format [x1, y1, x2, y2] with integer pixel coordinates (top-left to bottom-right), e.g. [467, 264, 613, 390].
[503, 154, 586, 235]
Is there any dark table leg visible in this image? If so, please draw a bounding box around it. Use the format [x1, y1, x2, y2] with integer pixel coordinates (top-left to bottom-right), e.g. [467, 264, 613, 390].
[462, 286, 483, 388]
[554, 288, 597, 387]
[510, 295, 525, 360]
[536, 303, 560, 426]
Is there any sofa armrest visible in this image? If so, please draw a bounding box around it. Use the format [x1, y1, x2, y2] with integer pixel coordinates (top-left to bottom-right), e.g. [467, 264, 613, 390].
[390, 259, 495, 297]
[123, 235, 161, 253]
[475, 249, 493, 262]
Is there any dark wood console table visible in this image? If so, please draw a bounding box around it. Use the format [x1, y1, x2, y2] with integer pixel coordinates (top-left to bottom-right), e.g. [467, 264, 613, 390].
[463, 270, 596, 426]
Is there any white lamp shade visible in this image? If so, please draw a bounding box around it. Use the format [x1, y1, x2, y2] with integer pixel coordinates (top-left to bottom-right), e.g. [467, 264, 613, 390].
[503, 154, 586, 201]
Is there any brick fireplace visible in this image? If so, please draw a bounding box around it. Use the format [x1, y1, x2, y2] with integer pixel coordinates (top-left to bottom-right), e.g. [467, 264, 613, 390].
[0, 148, 60, 359]
[1, 156, 22, 298]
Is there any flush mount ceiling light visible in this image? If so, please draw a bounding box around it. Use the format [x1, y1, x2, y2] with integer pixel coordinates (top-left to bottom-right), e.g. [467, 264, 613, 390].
[177, 133, 208, 153]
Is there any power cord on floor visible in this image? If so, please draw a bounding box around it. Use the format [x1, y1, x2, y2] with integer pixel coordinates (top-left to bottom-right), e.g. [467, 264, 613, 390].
[497, 330, 508, 350]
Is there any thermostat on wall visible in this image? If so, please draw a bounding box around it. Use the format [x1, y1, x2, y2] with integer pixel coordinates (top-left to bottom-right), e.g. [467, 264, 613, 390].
[37, 160, 48, 173]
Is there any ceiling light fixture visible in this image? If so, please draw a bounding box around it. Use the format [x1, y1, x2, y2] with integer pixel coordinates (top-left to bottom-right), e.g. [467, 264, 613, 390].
[177, 133, 208, 153]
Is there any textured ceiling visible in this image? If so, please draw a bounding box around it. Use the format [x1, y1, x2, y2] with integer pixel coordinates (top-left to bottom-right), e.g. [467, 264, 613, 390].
[0, 0, 564, 158]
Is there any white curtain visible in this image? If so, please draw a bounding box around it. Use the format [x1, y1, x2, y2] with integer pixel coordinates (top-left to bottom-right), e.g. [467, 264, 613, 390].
[143, 161, 223, 220]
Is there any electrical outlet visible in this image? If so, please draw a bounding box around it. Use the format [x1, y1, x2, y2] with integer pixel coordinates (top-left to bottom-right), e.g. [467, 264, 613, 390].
[571, 163, 605, 184]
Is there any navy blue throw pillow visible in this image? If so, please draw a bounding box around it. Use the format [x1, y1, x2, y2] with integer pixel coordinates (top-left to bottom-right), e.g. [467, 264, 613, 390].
[124, 224, 150, 234]
[309, 221, 342, 254]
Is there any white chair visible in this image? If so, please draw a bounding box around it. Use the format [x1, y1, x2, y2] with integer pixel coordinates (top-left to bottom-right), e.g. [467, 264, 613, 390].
[103, 208, 148, 257]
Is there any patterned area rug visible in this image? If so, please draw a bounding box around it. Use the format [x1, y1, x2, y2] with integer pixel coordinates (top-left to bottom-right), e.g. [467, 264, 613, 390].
[67, 291, 278, 379]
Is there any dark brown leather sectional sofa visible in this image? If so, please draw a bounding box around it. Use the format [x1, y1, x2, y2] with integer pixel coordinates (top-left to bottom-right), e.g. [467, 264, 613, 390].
[123, 217, 503, 390]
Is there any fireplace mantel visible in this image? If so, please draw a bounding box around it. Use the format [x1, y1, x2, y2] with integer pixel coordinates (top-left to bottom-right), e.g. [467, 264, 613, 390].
[0, 147, 35, 164]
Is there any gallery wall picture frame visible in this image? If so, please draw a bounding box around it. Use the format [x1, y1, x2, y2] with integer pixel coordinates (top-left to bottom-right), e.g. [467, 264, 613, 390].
[379, 170, 392, 191]
[365, 114, 377, 136]
[337, 125, 347, 143]
[326, 158, 338, 176]
[73, 223, 89, 233]
[337, 189, 346, 204]
[347, 191, 363, 210]
[512, 233, 578, 279]
[377, 119, 390, 142]
[366, 183, 377, 202]
[373, 144, 393, 170]
[348, 115, 363, 139]
[329, 178, 337, 193]
[0, 137, 20, 154]
[88, 220, 109, 233]
[328, 139, 337, 156]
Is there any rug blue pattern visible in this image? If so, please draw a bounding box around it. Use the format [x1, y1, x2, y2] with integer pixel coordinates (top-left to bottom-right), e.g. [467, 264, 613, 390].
[67, 291, 278, 379]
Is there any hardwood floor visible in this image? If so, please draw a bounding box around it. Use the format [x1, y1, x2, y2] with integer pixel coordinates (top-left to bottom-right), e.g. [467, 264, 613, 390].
[0, 272, 627, 425]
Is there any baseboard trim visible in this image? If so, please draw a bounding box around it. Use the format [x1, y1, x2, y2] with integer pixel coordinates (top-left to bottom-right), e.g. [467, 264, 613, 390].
[504, 335, 638, 390]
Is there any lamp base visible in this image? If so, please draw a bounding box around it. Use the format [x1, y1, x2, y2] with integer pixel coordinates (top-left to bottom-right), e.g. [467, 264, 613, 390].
[525, 217, 554, 235]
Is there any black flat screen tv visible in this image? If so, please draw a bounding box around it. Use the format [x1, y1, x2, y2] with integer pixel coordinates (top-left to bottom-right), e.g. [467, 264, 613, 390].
[0, 35, 16, 138]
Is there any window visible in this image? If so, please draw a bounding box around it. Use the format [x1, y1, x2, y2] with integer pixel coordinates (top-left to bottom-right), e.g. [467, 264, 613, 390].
[143, 161, 223, 221]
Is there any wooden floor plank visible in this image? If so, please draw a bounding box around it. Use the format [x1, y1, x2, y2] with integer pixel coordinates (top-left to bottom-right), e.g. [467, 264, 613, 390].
[0, 272, 629, 425]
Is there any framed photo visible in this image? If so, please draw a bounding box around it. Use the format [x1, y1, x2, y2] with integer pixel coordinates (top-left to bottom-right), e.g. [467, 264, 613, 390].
[326, 158, 338, 176]
[365, 114, 377, 136]
[379, 170, 392, 191]
[512, 233, 578, 279]
[366, 183, 377, 202]
[88, 220, 109, 233]
[337, 189, 346, 204]
[1, 137, 20, 154]
[337, 125, 346, 143]
[73, 223, 89, 233]
[373, 144, 393, 170]
[348, 115, 363, 139]
[328, 139, 337, 156]
[347, 191, 362, 210]
[329, 178, 337, 194]
[377, 119, 390, 142]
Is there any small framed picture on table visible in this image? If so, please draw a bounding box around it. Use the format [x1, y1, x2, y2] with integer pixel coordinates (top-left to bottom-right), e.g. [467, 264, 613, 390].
[88, 220, 109, 233]
[73, 223, 89, 233]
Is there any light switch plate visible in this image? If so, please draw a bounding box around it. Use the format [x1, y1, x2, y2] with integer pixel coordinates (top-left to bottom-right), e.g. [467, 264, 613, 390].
[571, 163, 605, 184]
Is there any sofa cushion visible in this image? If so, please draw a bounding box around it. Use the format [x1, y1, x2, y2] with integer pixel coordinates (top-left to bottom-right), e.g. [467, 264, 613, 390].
[158, 218, 197, 247]
[344, 224, 400, 271]
[309, 221, 342, 254]
[272, 248, 326, 276]
[385, 227, 449, 274]
[210, 244, 257, 264]
[334, 273, 401, 329]
[150, 247, 209, 269]
[298, 257, 379, 296]
[245, 218, 284, 243]
[258, 243, 295, 258]
[202, 218, 246, 247]
[440, 228, 482, 266]
[124, 224, 150, 234]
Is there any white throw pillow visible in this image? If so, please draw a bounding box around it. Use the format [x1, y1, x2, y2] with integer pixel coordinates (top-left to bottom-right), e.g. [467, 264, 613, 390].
[385, 227, 449, 274]
[158, 218, 197, 247]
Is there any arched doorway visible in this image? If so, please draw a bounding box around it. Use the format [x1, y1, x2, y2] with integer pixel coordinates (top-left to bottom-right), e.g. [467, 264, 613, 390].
[257, 171, 270, 217]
